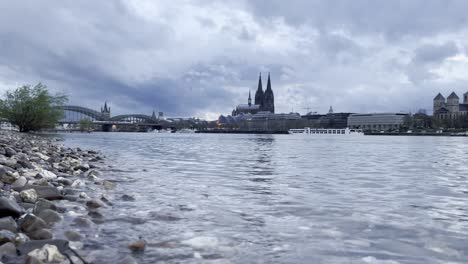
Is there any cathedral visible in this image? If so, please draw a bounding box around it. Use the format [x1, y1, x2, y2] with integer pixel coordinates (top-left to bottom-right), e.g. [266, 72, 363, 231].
[232, 73, 275, 116]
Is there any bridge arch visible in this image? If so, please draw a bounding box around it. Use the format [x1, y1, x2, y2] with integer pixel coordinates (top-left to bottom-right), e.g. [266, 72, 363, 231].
[110, 114, 156, 123]
[60, 106, 105, 121]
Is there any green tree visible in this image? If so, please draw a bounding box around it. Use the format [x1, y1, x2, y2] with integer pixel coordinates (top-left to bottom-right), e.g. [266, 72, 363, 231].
[0, 83, 67, 132]
[78, 118, 93, 132]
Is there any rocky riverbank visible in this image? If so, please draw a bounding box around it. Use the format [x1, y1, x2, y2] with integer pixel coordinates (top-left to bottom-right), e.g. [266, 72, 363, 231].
[0, 131, 133, 264]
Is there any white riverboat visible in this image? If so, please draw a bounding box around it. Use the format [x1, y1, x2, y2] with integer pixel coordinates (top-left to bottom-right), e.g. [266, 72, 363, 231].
[289, 127, 363, 135]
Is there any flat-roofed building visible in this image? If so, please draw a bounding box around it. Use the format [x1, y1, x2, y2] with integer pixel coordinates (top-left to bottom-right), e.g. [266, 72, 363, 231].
[347, 113, 408, 131]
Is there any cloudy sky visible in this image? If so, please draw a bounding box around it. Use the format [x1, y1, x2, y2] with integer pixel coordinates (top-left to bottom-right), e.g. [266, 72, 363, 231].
[1, 0, 468, 119]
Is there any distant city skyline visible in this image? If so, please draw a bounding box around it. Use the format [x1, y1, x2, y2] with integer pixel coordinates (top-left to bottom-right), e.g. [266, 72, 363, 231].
[1, 1, 468, 120]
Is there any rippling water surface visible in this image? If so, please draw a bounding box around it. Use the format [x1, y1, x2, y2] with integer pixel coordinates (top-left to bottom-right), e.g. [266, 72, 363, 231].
[61, 133, 468, 263]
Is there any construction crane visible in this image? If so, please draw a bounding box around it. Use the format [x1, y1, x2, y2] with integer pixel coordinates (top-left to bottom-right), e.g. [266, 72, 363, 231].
[302, 107, 317, 115]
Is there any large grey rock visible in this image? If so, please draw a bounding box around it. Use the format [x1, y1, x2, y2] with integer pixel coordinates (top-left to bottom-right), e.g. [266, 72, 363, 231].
[18, 159, 34, 169]
[1, 171, 18, 184]
[17, 185, 63, 200]
[17, 239, 69, 256]
[20, 189, 38, 203]
[33, 199, 57, 215]
[57, 177, 72, 186]
[27, 229, 53, 240]
[0, 230, 16, 245]
[0, 242, 16, 258]
[4, 147, 16, 157]
[0, 216, 17, 233]
[0, 166, 7, 178]
[11, 176, 27, 189]
[19, 214, 47, 234]
[0, 197, 24, 218]
[26, 244, 66, 262]
[37, 209, 61, 225]
[1, 158, 17, 169]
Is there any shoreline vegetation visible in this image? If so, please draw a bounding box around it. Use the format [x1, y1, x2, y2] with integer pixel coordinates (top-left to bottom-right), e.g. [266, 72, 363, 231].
[0, 130, 134, 264]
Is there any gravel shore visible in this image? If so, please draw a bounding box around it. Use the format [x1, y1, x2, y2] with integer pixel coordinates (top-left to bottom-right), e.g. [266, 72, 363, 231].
[0, 131, 127, 264]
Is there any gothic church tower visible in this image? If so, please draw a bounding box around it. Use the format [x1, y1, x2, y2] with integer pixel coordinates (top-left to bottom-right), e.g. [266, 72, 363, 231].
[262, 73, 275, 113]
[254, 73, 264, 108]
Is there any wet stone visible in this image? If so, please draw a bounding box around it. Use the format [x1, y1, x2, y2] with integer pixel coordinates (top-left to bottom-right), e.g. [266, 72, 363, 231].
[102, 180, 116, 190]
[121, 194, 135, 201]
[19, 185, 63, 200]
[64, 230, 82, 242]
[19, 214, 48, 234]
[0, 230, 16, 245]
[64, 195, 79, 201]
[0, 242, 16, 258]
[33, 199, 57, 215]
[15, 233, 30, 246]
[119, 256, 138, 264]
[86, 199, 103, 209]
[26, 244, 66, 263]
[73, 217, 93, 227]
[17, 239, 69, 256]
[0, 197, 24, 218]
[128, 238, 146, 252]
[20, 189, 38, 203]
[27, 228, 53, 240]
[0, 216, 18, 233]
[4, 147, 16, 157]
[37, 209, 62, 225]
[11, 176, 27, 189]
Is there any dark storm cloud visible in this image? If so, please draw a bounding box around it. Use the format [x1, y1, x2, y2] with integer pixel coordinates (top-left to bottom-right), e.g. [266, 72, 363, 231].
[1, 0, 468, 118]
[246, 0, 468, 40]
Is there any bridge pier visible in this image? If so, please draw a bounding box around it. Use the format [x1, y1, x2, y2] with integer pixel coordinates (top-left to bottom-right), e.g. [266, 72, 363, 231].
[102, 124, 112, 132]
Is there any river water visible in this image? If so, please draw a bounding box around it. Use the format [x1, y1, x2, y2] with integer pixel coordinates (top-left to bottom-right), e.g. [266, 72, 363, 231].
[60, 133, 468, 264]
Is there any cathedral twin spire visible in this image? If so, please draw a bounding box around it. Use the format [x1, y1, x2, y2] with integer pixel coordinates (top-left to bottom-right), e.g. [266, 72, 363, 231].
[254, 72, 275, 113]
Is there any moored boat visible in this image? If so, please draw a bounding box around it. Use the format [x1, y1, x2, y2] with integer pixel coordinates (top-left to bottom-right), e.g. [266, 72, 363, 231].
[289, 127, 363, 135]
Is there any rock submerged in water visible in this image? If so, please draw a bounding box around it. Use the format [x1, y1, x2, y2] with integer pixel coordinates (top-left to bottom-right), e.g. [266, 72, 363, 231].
[28, 228, 53, 240]
[37, 209, 62, 225]
[64, 230, 82, 242]
[128, 237, 146, 252]
[86, 199, 104, 209]
[121, 194, 135, 201]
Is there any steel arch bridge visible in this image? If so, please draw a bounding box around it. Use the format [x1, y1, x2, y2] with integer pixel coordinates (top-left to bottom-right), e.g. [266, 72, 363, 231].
[110, 114, 155, 123]
[60, 105, 106, 121]
[58, 105, 162, 132]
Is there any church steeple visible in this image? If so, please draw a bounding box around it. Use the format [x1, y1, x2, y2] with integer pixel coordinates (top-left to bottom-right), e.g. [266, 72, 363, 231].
[248, 90, 252, 106]
[263, 72, 275, 113]
[254, 73, 264, 106]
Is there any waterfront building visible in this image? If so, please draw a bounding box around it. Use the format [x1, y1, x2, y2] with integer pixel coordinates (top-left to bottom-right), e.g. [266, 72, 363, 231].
[301, 106, 352, 129]
[347, 113, 408, 131]
[232, 73, 275, 116]
[433, 92, 468, 119]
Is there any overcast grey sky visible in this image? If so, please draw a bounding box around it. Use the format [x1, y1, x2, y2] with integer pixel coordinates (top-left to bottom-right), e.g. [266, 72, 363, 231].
[1, 0, 468, 119]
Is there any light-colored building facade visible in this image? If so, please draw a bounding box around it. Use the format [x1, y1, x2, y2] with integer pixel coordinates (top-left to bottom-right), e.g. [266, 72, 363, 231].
[347, 113, 408, 131]
[433, 92, 468, 120]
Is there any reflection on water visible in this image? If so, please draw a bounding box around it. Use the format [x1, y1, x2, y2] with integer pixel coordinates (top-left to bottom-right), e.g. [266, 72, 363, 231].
[61, 133, 468, 264]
